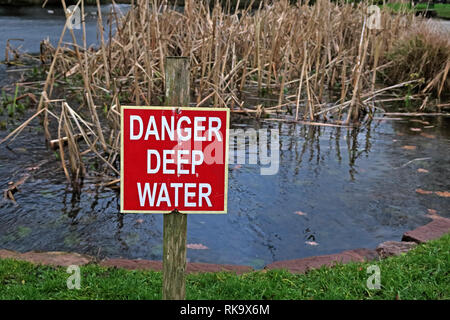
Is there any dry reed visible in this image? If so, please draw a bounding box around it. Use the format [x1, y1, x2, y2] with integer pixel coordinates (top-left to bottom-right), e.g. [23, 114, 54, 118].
[2, 0, 447, 185]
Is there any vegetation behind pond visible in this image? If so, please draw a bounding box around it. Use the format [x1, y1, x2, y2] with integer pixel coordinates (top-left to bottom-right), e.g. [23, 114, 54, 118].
[2, 0, 449, 191]
[384, 3, 450, 19]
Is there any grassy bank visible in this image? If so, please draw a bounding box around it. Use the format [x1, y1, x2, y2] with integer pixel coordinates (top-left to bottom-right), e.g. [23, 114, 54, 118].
[384, 3, 450, 19]
[0, 234, 448, 299]
[417, 3, 450, 19]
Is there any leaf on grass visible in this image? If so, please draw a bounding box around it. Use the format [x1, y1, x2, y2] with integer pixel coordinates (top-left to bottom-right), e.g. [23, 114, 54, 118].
[294, 211, 307, 216]
[402, 145, 416, 150]
[417, 168, 429, 173]
[187, 243, 209, 250]
[305, 241, 319, 246]
[416, 188, 433, 195]
[420, 132, 436, 139]
[435, 191, 450, 198]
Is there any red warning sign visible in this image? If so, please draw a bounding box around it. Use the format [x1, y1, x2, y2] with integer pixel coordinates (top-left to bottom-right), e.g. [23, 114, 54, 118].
[120, 106, 229, 213]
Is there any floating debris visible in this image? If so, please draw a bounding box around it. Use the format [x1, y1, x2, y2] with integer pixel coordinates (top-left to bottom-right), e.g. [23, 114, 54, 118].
[410, 119, 430, 125]
[187, 243, 209, 250]
[3, 174, 30, 202]
[420, 132, 436, 139]
[435, 191, 450, 198]
[416, 188, 433, 195]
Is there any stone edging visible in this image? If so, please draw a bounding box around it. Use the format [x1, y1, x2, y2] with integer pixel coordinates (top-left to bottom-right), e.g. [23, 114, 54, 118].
[0, 216, 449, 274]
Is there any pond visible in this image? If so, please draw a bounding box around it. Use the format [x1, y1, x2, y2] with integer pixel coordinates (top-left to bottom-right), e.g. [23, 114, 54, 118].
[0, 5, 449, 269]
[1, 109, 449, 268]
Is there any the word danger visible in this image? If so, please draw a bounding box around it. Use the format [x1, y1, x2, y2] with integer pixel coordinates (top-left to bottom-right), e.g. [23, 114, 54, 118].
[129, 115, 222, 142]
[121, 107, 229, 213]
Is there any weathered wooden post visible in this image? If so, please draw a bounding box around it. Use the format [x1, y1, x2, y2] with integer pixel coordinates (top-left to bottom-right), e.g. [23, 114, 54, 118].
[121, 56, 227, 299]
[162, 57, 189, 300]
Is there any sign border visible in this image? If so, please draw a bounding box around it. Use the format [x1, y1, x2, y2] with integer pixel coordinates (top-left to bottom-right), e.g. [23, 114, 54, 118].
[120, 106, 230, 214]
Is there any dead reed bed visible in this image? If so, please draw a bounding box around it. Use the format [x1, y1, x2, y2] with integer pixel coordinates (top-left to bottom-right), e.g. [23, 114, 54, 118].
[2, 0, 448, 187]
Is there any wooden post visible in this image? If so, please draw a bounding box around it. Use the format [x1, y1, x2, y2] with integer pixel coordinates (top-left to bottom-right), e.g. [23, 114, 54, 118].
[162, 57, 189, 300]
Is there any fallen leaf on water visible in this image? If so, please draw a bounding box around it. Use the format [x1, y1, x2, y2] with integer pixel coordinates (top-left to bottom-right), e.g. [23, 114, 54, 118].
[294, 211, 307, 216]
[420, 132, 436, 139]
[410, 128, 421, 132]
[402, 145, 416, 150]
[427, 209, 437, 215]
[435, 191, 450, 198]
[417, 168, 429, 173]
[187, 243, 209, 250]
[305, 241, 319, 246]
[416, 188, 433, 195]
[136, 219, 144, 224]
[233, 164, 242, 170]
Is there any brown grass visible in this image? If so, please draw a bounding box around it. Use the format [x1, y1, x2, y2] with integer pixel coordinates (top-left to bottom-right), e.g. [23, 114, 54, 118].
[3, 0, 447, 185]
[384, 21, 450, 97]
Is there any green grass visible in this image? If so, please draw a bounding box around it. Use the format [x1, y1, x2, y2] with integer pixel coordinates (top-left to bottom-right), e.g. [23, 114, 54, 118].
[0, 234, 449, 300]
[383, 3, 450, 19]
[433, 3, 450, 19]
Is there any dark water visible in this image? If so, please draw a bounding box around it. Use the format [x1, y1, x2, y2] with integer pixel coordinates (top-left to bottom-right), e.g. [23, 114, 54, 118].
[1, 111, 449, 268]
[1, 6, 449, 269]
[0, 5, 129, 55]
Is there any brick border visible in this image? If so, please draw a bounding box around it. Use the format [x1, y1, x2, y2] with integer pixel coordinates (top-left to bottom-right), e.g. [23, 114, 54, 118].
[1, 216, 449, 274]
